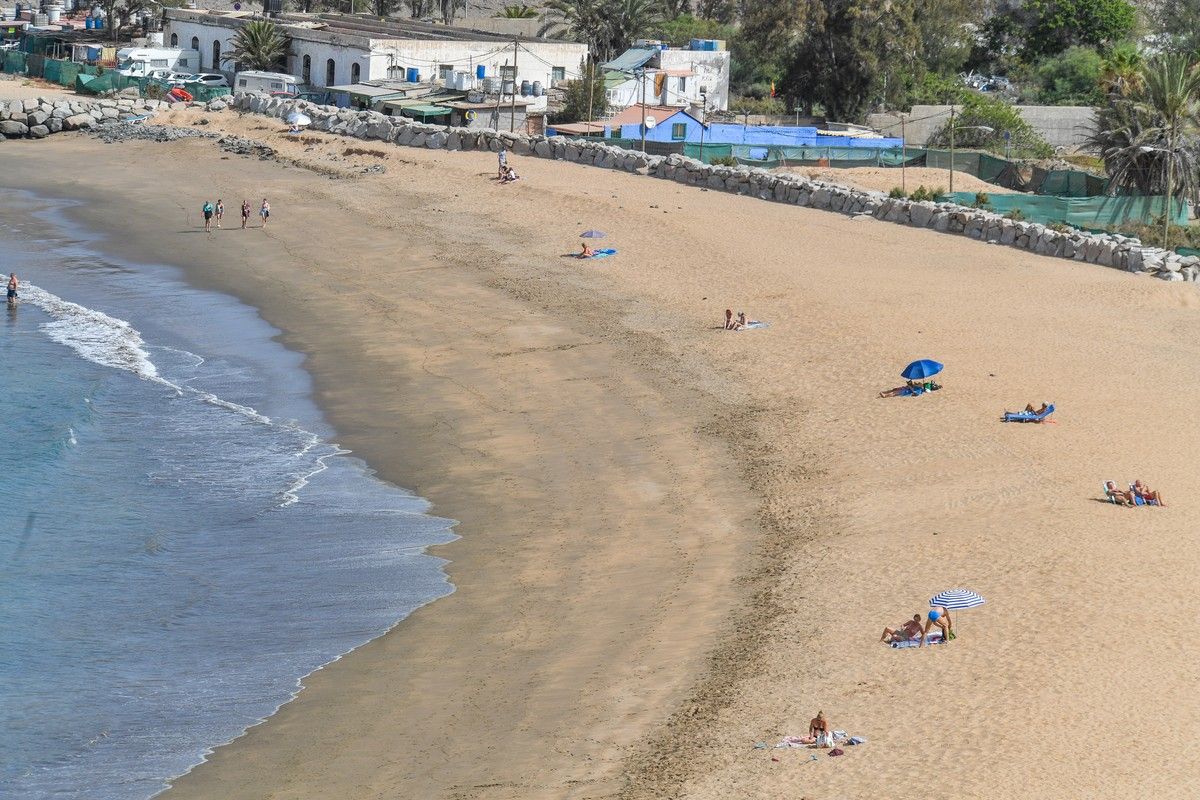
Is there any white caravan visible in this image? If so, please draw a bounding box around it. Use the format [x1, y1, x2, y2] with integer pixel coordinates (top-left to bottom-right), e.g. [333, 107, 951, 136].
[116, 47, 201, 79]
[233, 70, 302, 95]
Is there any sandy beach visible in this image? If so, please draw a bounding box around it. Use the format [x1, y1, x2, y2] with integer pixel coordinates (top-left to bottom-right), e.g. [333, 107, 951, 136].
[8, 108, 1200, 800]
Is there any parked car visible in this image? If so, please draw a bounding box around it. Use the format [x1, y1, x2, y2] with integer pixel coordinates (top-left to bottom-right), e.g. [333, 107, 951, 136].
[187, 72, 230, 88]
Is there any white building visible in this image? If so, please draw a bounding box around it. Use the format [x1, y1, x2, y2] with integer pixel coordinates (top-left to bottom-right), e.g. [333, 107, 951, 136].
[602, 43, 731, 112]
[163, 10, 588, 92]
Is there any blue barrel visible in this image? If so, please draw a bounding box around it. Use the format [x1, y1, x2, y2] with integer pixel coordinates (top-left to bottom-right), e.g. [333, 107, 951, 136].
[475, 64, 485, 80]
[406, 67, 418, 83]
[531, 80, 542, 96]
[93, 17, 102, 28]
[84, 16, 93, 28]
[519, 79, 530, 96]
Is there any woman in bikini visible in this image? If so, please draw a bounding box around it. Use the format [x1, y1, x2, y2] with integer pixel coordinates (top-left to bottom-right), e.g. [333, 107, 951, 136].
[809, 711, 833, 747]
[241, 200, 251, 229]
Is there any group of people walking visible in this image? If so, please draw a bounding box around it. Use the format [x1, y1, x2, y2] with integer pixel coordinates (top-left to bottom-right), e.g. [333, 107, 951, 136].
[202, 198, 271, 232]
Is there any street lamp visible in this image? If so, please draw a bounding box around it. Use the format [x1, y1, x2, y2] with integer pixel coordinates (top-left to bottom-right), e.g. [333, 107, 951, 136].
[697, 90, 707, 163]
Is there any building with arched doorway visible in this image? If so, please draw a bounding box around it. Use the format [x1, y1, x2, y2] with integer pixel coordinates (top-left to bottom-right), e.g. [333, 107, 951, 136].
[164, 9, 587, 92]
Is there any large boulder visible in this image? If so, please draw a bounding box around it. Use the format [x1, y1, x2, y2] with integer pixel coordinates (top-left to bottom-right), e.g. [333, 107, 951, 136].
[28, 124, 49, 139]
[0, 120, 28, 137]
[63, 113, 95, 131]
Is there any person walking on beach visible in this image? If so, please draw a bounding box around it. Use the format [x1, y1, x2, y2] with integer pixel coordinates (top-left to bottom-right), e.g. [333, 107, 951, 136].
[7, 273, 17, 306]
[497, 147, 507, 179]
[241, 199, 251, 229]
[202, 200, 214, 232]
[214, 199, 224, 229]
[259, 199, 270, 229]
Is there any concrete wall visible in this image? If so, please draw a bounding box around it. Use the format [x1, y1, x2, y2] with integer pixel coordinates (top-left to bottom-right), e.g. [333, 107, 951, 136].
[658, 49, 730, 111]
[867, 104, 1097, 152]
[363, 39, 586, 89]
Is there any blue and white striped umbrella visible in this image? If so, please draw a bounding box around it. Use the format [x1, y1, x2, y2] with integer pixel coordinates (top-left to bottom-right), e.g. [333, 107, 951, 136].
[929, 589, 985, 610]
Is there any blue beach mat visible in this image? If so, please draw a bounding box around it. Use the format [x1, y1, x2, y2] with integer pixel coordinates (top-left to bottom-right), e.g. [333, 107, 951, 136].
[588, 248, 618, 259]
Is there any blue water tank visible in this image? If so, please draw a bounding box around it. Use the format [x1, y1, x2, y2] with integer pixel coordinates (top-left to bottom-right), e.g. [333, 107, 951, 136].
[519, 79, 530, 97]
[690, 37, 702, 50]
[406, 67, 418, 83]
[93, 17, 102, 28]
[475, 64, 485, 80]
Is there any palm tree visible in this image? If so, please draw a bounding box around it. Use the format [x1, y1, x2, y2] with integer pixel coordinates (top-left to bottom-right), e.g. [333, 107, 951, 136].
[440, 0, 465, 24]
[1100, 42, 1143, 98]
[1139, 54, 1200, 244]
[539, 0, 610, 56]
[540, 0, 666, 62]
[225, 20, 289, 72]
[496, 3, 540, 16]
[1087, 53, 1200, 246]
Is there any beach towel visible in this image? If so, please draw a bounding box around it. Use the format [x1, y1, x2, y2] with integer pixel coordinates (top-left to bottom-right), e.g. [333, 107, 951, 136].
[1003, 403, 1055, 423]
[738, 321, 769, 330]
[899, 385, 925, 397]
[586, 248, 618, 259]
[890, 632, 944, 648]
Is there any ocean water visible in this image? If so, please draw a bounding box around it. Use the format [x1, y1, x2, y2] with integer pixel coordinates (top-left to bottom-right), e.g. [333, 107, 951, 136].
[0, 193, 458, 799]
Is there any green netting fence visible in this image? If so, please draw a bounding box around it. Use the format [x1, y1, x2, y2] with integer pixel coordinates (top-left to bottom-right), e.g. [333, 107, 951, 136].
[11, 56, 229, 101]
[680, 142, 1112, 198]
[946, 192, 1187, 229]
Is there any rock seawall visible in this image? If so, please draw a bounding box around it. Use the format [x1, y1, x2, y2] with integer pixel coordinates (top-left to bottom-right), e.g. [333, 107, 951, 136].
[0, 95, 165, 138]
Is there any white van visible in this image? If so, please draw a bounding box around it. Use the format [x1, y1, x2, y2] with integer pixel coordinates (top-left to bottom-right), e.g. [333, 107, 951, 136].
[233, 70, 302, 96]
[117, 47, 200, 78]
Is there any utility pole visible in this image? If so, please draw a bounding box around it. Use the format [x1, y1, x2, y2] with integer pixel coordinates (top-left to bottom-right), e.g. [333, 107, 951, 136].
[493, 58, 507, 130]
[640, 68, 647, 153]
[510, 39, 518, 133]
[585, 59, 594, 137]
[948, 104, 956, 196]
[901, 115, 907, 194]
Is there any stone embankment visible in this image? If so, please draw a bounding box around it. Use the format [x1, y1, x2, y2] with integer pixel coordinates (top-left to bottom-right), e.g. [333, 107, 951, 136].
[4, 89, 1194, 282]
[0, 94, 165, 138]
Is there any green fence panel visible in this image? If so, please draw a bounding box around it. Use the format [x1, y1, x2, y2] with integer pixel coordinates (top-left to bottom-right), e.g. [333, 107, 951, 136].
[41, 57, 62, 83]
[2, 50, 25, 74]
[947, 192, 1187, 228]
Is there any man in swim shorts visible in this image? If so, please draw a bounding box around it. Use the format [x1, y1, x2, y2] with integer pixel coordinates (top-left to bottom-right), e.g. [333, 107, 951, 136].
[7, 272, 17, 306]
[241, 199, 251, 229]
[259, 198, 270, 229]
[881, 614, 923, 643]
[920, 606, 953, 647]
[202, 200, 214, 232]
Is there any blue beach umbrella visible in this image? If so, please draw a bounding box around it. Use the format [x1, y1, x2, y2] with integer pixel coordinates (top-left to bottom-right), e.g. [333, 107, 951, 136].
[901, 359, 944, 381]
[580, 230, 607, 239]
[929, 589, 985, 610]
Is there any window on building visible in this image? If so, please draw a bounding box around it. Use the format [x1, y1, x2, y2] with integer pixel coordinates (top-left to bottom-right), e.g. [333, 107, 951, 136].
[170, 33, 178, 47]
[151, 59, 169, 68]
[671, 122, 686, 140]
[551, 66, 565, 83]
[499, 65, 516, 80]
[302, 55, 311, 83]
[212, 40, 221, 71]
[678, 76, 687, 92]
[326, 58, 335, 86]
[438, 64, 454, 80]
[190, 36, 198, 52]
[351, 62, 360, 83]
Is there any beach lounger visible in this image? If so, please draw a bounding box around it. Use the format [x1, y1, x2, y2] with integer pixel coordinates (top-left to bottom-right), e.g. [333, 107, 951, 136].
[1003, 403, 1055, 423]
[1130, 484, 1160, 506]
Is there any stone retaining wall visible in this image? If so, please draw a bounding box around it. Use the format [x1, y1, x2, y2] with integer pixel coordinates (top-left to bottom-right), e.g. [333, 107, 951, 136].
[0, 95, 166, 138]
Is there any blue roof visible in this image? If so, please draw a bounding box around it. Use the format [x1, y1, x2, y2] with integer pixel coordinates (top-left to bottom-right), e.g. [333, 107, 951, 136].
[602, 48, 658, 73]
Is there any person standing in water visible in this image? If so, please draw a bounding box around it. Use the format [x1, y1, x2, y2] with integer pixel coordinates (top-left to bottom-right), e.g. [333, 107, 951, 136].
[214, 199, 225, 229]
[7, 273, 18, 306]
[202, 200, 214, 232]
[240, 199, 251, 229]
[259, 198, 270, 229]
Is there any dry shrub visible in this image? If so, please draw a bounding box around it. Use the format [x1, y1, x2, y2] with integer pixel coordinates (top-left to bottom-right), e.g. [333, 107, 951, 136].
[343, 146, 387, 158]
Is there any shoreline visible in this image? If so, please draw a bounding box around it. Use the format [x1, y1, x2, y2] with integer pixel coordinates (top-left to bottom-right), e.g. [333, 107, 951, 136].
[2, 127, 763, 798]
[10, 106, 1200, 799]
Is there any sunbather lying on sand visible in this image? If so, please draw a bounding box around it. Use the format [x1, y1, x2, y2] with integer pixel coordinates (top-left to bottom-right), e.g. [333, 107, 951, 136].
[921, 606, 953, 647]
[879, 380, 922, 397]
[580, 243, 596, 258]
[880, 614, 923, 643]
[1133, 479, 1166, 507]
